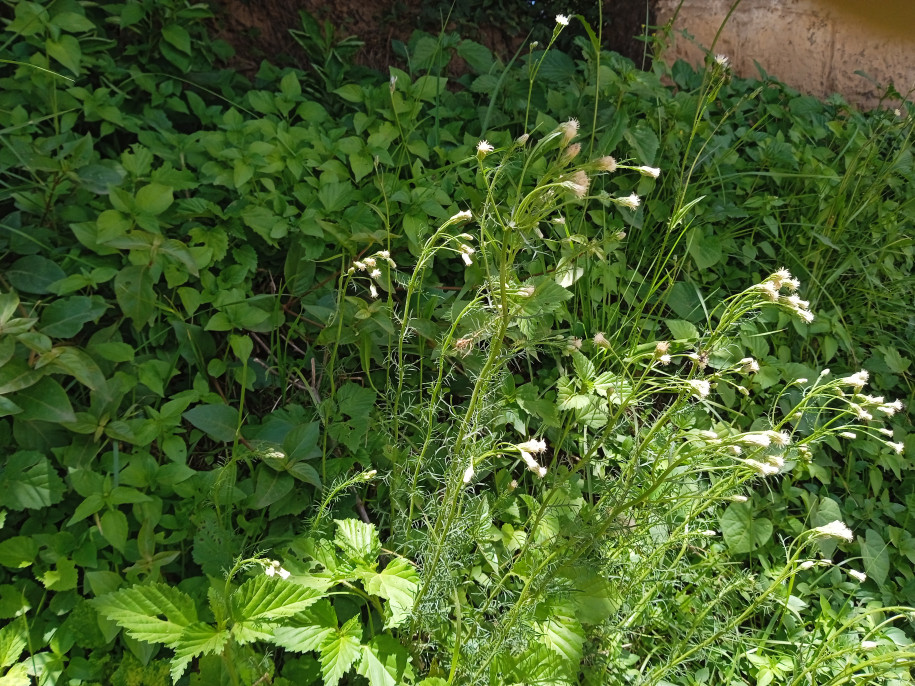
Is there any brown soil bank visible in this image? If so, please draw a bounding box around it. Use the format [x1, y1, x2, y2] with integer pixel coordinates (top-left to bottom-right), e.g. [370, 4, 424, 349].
[211, 0, 656, 76]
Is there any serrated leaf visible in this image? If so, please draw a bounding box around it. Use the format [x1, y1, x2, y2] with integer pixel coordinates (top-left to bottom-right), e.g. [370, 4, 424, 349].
[571, 351, 595, 382]
[170, 623, 229, 682]
[539, 609, 584, 662]
[0, 538, 38, 569]
[356, 638, 401, 686]
[0, 617, 26, 671]
[135, 183, 174, 215]
[91, 583, 198, 646]
[334, 519, 380, 565]
[319, 616, 362, 686]
[231, 575, 324, 624]
[0, 451, 65, 510]
[273, 600, 337, 653]
[361, 558, 418, 629]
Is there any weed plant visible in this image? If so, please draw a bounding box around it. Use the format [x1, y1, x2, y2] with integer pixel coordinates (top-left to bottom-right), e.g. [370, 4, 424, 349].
[0, 2, 912, 685]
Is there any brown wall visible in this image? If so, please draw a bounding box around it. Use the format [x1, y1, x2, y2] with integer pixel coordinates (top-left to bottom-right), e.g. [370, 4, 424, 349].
[655, 0, 915, 109]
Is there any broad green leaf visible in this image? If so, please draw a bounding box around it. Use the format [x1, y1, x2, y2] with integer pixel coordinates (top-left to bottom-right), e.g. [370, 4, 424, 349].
[114, 265, 157, 327]
[720, 502, 772, 554]
[0, 618, 26, 670]
[91, 583, 197, 646]
[40, 558, 78, 591]
[135, 183, 174, 215]
[0, 359, 41, 395]
[6, 256, 66, 295]
[183, 403, 237, 442]
[231, 575, 324, 624]
[361, 558, 418, 629]
[46, 34, 81, 75]
[861, 529, 890, 586]
[170, 623, 229, 683]
[0, 538, 38, 569]
[192, 510, 238, 577]
[356, 637, 406, 686]
[666, 319, 700, 341]
[161, 24, 191, 54]
[100, 509, 128, 551]
[334, 519, 380, 565]
[538, 609, 584, 662]
[39, 296, 107, 338]
[571, 351, 594, 382]
[9, 376, 76, 423]
[272, 600, 337, 653]
[248, 468, 293, 508]
[319, 616, 362, 686]
[0, 451, 65, 510]
[41, 347, 106, 390]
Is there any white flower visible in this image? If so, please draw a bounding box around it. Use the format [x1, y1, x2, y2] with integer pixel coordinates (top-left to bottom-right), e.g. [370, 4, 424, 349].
[655, 340, 670, 354]
[636, 165, 661, 178]
[263, 449, 285, 460]
[740, 357, 759, 373]
[887, 442, 904, 455]
[728, 445, 743, 455]
[740, 432, 771, 448]
[593, 332, 611, 349]
[537, 465, 548, 478]
[852, 404, 873, 421]
[461, 253, 473, 266]
[477, 140, 494, 154]
[264, 565, 275, 577]
[363, 470, 377, 480]
[730, 495, 748, 502]
[861, 640, 878, 650]
[839, 431, 857, 439]
[561, 142, 581, 163]
[378, 250, 390, 259]
[561, 170, 590, 198]
[767, 430, 791, 447]
[658, 354, 671, 365]
[687, 379, 710, 399]
[520, 450, 545, 477]
[714, 53, 729, 67]
[744, 458, 779, 476]
[701, 530, 717, 537]
[451, 210, 473, 222]
[878, 428, 894, 437]
[756, 280, 780, 301]
[848, 569, 867, 583]
[516, 133, 530, 145]
[277, 567, 291, 580]
[614, 231, 626, 241]
[518, 438, 547, 454]
[797, 309, 815, 324]
[617, 192, 641, 210]
[841, 370, 869, 389]
[353, 260, 366, 271]
[370, 269, 381, 279]
[364, 257, 376, 268]
[369, 284, 379, 299]
[595, 156, 617, 172]
[555, 13, 570, 26]
[878, 399, 904, 416]
[559, 118, 579, 145]
[785, 294, 810, 310]
[813, 520, 854, 542]
[462, 463, 475, 484]
[799, 560, 816, 570]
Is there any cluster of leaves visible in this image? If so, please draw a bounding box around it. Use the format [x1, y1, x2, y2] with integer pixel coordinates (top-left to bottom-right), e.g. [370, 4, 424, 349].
[0, 1, 912, 684]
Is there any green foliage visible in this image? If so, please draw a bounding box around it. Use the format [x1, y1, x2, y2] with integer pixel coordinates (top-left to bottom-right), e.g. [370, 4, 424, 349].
[0, 2, 913, 685]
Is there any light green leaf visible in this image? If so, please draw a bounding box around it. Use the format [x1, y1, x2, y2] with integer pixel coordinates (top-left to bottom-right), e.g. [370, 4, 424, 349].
[170, 623, 229, 683]
[91, 583, 198, 646]
[666, 319, 699, 341]
[231, 574, 324, 624]
[100, 509, 128, 551]
[46, 34, 81, 75]
[0, 359, 42, 395]
[319, 616, 362, 686]
[0, 538, 38, 570]
[40, 558, 77, 591]
[0, 617, 26, 670]
[273, 600, 337, 653]
[114, 265, 157, 328]
[334, 519, 380, 565]
[538, 609, 584, 662]
[720, 502, 772, 554]
[361, 558, 418, 629]
[861, 529, 890, 586]
[135, 183, 174, 215]
[356, 637, 404, 686]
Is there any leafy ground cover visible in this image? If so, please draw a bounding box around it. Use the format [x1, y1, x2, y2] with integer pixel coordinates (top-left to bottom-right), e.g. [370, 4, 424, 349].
[0, 2, 913, 684]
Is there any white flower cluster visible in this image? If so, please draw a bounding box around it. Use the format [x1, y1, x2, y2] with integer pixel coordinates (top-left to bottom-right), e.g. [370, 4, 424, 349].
[349, 250, 397, 299]
[517, 438, 548, 478]
[264, 559, 291, 580]
[754, 269, 814, 323]
[813, 520, 854, 542]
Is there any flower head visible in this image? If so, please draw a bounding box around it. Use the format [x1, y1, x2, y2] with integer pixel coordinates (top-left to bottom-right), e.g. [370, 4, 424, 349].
[636, 165, 661, 178]
[518, 438, 547, 454]
[813, 520, 854, 542]
[561, 169, 590, 198]
[861, 640, 878, 650]
[617, 192, 641, 210]
[841, 370, 869, 390]
[714, 54, 729, 67]
[462, 463, 475, 484]
[887, 442, 904, 455]
[370, 268, 381, 279]
[595, 156, 617, 172]
[687, 379, 711, 399]
[451, 210, 473, 222]
[477, 140, 494, 155]
[559, 118, 579, 146]
[740, 357, 759, 374]
[556, 14, 570, 26]
[848, 569, 867, 583]
[369, 283, 379, 299]
[593, 332, 611, 349]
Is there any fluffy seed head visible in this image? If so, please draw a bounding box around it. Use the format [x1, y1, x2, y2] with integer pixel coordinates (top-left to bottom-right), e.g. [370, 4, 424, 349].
[813, 520, 854, 542]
